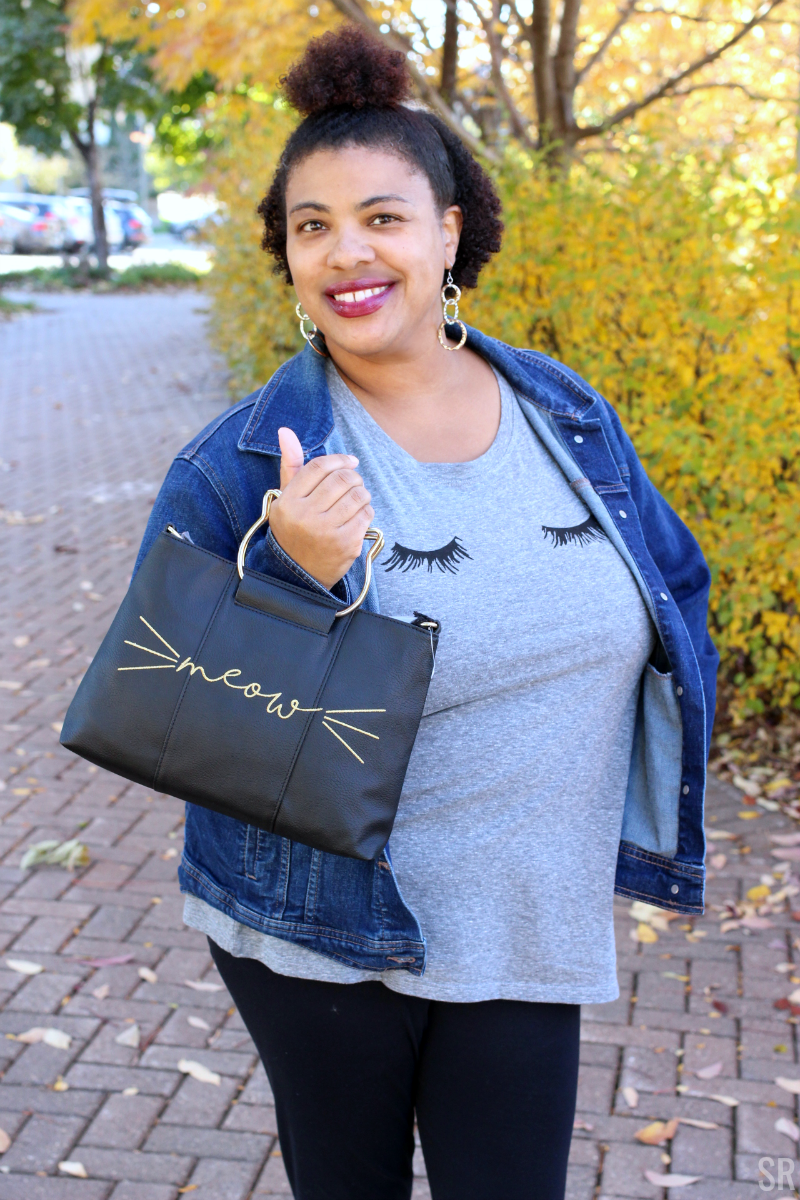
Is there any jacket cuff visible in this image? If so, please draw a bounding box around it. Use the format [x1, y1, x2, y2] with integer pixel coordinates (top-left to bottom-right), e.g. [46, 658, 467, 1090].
[263, 528, 349, 604]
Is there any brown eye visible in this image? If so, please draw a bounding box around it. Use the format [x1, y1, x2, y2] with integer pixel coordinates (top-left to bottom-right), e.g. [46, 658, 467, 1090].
[369, 213, 399, 226]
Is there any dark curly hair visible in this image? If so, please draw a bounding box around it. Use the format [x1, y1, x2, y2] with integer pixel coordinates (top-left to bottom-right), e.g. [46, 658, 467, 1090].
[258, 24, 503, 290]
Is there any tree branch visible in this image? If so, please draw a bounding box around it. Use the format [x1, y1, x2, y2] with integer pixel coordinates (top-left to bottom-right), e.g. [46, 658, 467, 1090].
[578, 0, 789, 138]
[326, 0, 499, 161]
[671, 80, 793, 102]
[468, 0, 537, 146]
[575, 0, 638, 84]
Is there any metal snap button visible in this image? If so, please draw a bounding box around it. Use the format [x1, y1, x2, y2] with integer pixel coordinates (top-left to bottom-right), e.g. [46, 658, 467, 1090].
[660, 592, 668, 601]
[619, 510, 627, 518]
[671, 884, 679, 894]
[676, 686, 683, 696]
[574, 435, 584, 443]
[683, 785, 690, 794]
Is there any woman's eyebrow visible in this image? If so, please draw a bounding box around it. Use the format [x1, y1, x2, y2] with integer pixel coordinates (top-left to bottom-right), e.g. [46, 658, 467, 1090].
[288, 201, 330, 216]
[355, 194, 413, 211]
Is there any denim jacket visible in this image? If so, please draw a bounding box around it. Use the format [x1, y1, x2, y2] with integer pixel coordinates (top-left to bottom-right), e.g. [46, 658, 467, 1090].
[135, 327, 719, 977]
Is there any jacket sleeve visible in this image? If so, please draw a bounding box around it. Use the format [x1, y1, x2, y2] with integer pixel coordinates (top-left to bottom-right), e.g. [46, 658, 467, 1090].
[133, 456, 348, 603]
[603, 403, 720, 757]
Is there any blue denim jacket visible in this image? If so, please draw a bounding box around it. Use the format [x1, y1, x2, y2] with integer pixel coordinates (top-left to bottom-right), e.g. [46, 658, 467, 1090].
[135, 327, 719, 977]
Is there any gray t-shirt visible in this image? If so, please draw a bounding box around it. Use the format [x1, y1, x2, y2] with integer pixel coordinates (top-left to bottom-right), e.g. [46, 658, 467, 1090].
[184, 363, 655, 1003]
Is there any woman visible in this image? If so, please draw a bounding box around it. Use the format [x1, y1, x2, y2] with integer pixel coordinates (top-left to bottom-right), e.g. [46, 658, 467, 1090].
[137, 25, 718, 1200]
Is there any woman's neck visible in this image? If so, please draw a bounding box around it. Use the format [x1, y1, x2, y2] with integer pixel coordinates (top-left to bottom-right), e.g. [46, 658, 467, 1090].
[325, 331, 502, 464]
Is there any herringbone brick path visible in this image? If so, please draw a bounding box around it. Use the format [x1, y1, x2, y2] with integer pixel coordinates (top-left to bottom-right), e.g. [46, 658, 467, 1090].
[0, 292, 797, 1198]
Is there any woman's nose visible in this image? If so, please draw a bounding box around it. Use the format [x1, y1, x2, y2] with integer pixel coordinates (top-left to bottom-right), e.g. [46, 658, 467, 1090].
[326, 227, 376, 270]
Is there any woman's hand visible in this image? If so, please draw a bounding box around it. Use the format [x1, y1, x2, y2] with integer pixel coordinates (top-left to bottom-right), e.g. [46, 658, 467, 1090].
[268, 427, 374, 590]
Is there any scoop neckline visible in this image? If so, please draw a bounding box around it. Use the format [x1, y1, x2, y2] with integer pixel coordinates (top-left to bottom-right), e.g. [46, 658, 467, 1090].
[325, 359, 516, 478]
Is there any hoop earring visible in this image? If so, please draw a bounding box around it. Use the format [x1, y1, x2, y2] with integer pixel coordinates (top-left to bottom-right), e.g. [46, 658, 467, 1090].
[295, 302, 328, 357]
[437, 271, 467, 351]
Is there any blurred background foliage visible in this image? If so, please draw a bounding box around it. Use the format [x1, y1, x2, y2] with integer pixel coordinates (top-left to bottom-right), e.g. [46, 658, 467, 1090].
[67, 0, 800, 723]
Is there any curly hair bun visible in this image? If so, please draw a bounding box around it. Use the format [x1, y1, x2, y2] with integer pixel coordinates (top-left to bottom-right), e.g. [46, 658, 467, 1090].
[281, 24, 412, 116]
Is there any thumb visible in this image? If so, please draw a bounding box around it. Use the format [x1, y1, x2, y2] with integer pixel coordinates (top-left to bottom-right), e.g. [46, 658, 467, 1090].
[278, 426, 304, 490]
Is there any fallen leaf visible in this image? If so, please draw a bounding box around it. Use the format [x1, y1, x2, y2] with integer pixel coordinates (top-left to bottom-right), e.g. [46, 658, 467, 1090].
[747, 884, 771, 903]
[0, 681, 22, 690]
[775, 963, 795, 974]
[187, 1016, 211, 1031]
[706, 829, 736, 840]
[20, 838, 89, 872]
[738, 811, 761, 820]
[708, 1094, 739, 1106]
[573, 1117, 594, 1131]
[776, 1077, 800, 1095]
[122, 1087, 139, 1096]
[635, 1118, 679, 1145]
[137, 967, 158, 985]
[772, 848, 800, 861]
[662, 972, 690, 981]
[740, 916, 773, 930]
[52, 1076, 69, 1092]
[734, 774, 762, 797]
[184, 980, 224, 992]
[58, 1161, 88, 1178]
[789, 989, 800, 1004]
[161, 847, 178, 860]
[91, 984, 110, 1000]
[720, 920, 740, 933]
[766, 778, 794, 796]
[621, 1085, 639, 1108]
[178, 1058, 221, 1085]
[115, 1024, 140, 1048]
[0, 1128, 10, 1153]
[6, 959, 43, 975]
[775, 1117, 800, 1142]
[771, 833, 800, 846]
[695, 1061, 723, 1080]
[712, 999, 728, 1014]
[79, 954, 133, 968]
[632, 922, 659, 944]
[644, 1171, 702, 1187]
[178, 1188, 199, 1195]
[710, 854, 727, 870]
[678, 1118, 719, 1130]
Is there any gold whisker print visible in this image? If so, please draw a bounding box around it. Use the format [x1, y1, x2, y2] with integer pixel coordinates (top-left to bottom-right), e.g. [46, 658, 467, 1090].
[117, 617, 386, 761]
[322, 721, 365, 763]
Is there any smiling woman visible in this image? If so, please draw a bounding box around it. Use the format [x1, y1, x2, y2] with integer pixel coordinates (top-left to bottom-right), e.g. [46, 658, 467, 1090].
[130, 22, 719, 1200]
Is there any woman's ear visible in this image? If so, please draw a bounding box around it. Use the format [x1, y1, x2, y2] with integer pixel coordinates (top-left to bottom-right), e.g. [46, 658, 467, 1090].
[442, 205, 463, 270]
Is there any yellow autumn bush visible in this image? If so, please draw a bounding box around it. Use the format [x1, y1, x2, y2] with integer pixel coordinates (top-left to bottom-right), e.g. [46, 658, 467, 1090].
[206, 102, 800, 722]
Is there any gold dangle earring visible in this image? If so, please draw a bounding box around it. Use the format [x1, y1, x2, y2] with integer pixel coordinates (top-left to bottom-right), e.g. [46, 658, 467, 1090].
[437, 270, 467, 351]
[295, 302, 328, 357]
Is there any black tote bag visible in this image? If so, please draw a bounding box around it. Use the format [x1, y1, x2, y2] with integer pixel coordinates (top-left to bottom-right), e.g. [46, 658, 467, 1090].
[60, 491, 439, 860]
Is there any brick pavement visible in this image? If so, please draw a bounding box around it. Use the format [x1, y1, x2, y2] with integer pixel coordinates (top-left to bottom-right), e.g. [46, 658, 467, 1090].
[0, 291, 799, 1198]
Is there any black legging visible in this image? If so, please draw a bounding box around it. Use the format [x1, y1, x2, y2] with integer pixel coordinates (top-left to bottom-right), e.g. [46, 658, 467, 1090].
[209, 939, 580, 1200]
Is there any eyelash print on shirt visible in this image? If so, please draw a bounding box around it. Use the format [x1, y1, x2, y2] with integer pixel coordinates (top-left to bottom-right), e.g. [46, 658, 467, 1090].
[541, 515, 607, 547]
[382, 538, 472, 575]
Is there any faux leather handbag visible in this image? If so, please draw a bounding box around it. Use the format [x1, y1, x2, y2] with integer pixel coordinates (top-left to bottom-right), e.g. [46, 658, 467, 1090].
[60, 490, 440, 860]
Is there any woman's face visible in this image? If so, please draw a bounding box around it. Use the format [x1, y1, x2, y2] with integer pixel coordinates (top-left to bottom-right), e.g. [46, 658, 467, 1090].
[285, 145, 462, 360]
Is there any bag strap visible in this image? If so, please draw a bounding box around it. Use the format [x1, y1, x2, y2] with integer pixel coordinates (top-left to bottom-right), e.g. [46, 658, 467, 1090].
[236, 489, 384, 618]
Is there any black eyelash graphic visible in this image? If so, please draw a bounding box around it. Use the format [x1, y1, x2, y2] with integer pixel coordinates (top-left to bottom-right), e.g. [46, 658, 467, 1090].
[382, 537, 472, 574]
[541, 515, 607, 547]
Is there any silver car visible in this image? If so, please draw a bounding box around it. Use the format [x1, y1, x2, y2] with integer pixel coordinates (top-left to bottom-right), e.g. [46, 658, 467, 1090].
[0, 202, 34, 254]
[0, 194, 66, 252]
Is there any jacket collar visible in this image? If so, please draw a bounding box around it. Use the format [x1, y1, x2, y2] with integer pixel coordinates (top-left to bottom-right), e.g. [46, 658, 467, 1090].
[237, 326, 598, 458]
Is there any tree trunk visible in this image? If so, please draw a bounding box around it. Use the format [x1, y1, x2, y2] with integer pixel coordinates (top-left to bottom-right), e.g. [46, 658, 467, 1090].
[440, 0, 458, 105]
[71, 100, 109, 274]
[87, 140, 108, 274]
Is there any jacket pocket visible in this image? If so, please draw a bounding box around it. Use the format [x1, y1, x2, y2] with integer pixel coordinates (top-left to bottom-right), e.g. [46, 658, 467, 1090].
[620, 663, 683, 858]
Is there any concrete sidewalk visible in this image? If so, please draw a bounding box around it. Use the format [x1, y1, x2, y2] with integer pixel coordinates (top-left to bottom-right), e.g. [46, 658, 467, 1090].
[0, 292, 796, 1198]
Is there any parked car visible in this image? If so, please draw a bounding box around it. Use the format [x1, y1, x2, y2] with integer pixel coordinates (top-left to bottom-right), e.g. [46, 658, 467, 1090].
[52, 196, 93, 253]
[170, 210, 222, 242]
[108, 200, 152, 248]
[0, 194, 66, 252]
[0, 202, 34, 254]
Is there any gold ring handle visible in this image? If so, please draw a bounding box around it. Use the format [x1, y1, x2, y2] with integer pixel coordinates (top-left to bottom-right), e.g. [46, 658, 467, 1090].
[236, 488, 383, 620]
